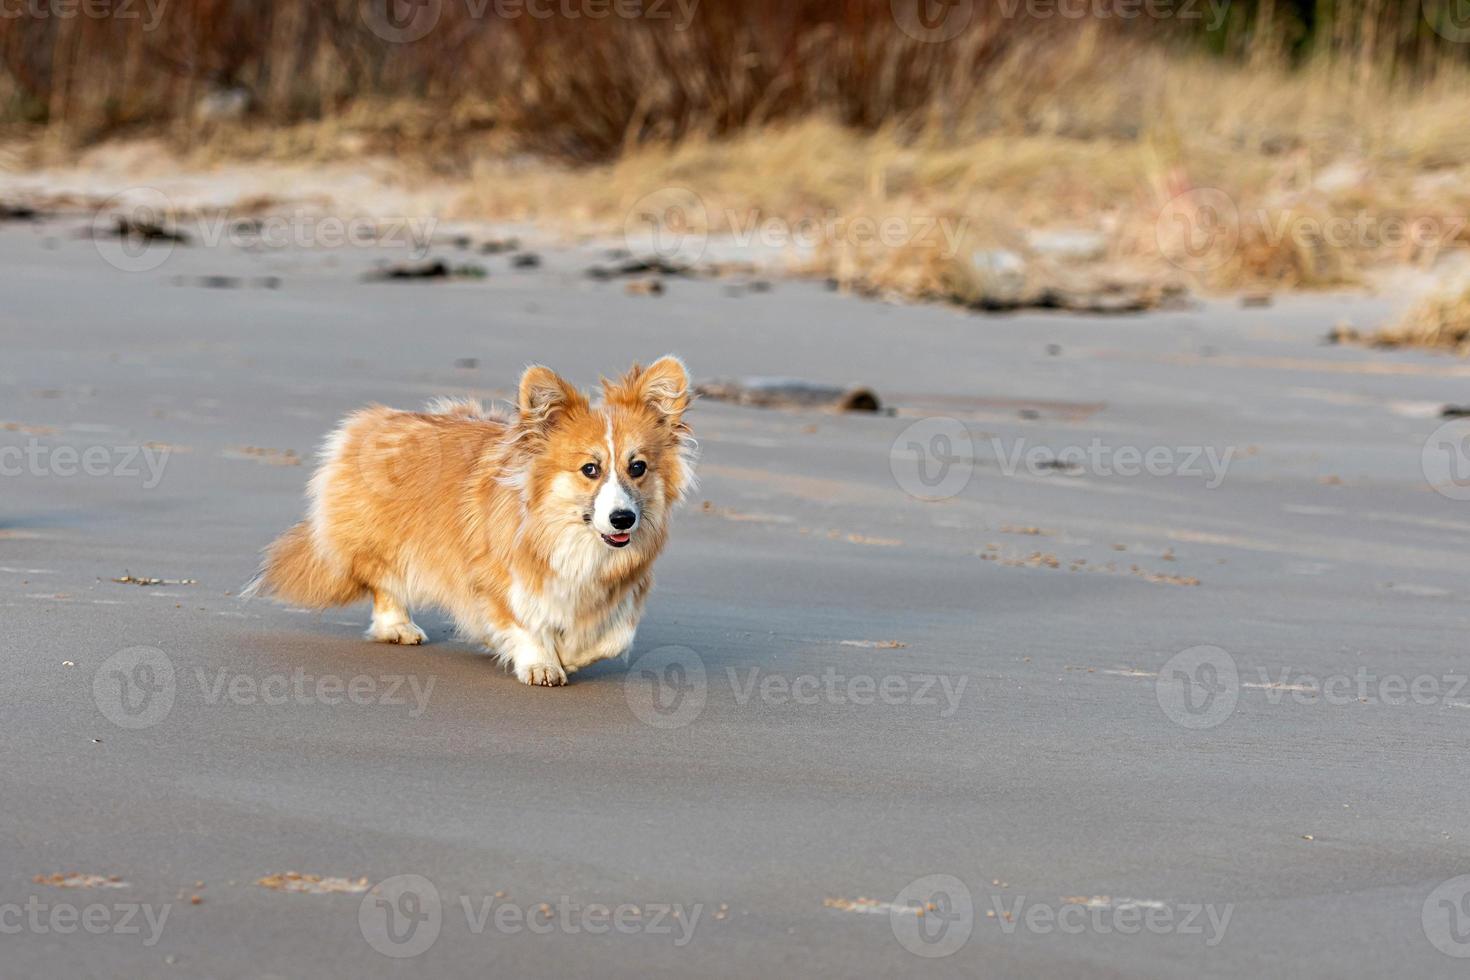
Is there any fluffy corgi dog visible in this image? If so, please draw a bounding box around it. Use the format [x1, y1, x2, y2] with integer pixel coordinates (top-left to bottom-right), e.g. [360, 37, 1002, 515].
[247, 356, 695, 686]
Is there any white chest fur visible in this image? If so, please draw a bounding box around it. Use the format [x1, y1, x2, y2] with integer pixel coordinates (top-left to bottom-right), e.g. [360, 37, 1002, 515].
[509, 528, 610, 637]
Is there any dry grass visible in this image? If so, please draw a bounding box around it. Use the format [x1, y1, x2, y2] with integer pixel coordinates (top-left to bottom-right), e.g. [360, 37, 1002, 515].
[1370, 282, 1470, 352]
[0, 0, 1052, 152]
[440, 47, 1470, 305]
[5, 2, 1470, 323]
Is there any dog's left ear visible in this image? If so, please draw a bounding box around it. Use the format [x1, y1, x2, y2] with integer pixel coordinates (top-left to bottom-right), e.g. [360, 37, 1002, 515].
[607, 355, 690, 426]
[638, 356, 690, 423]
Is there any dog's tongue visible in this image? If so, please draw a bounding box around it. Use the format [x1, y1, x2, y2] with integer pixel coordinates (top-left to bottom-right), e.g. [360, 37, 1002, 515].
[607, 533, 631, 545]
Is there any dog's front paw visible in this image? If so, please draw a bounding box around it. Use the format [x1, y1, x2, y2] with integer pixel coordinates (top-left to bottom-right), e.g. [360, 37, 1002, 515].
[370, 621, 427, 645]
[518, 662, 568, 687]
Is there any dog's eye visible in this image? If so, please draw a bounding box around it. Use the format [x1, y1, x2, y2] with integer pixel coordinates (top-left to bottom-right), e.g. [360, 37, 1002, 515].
[628, 460, 647, 478]
[581, 463, 600, 480]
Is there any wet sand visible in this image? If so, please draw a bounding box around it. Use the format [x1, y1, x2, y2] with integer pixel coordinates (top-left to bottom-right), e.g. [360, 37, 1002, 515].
[1, 218, 1468, 978]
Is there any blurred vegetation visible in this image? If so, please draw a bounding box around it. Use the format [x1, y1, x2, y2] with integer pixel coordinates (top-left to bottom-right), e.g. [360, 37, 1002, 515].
[3, 0, 1469, 158]
[5, 1, 1468, 314]
[1209, 0, 1470, 65]
[1374, 280, 1470, 350]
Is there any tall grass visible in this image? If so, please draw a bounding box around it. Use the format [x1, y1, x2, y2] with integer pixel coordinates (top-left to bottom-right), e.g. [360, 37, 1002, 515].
[7, 1, 1470, 315]
[3, 0, 1467, 157]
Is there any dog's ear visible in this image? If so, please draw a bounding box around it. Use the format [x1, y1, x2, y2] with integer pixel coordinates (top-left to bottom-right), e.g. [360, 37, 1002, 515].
[639, 356, 690, 422]
[517, 365, 584, 431]
[608, 355, 689, 426]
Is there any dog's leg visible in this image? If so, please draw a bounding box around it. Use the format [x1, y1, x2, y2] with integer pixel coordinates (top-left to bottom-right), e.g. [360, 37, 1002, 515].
[506, 626, 567, 687]
[562, 607, 639, 673]
[368, 588, 427, 645]
[564, 587, 647, 673]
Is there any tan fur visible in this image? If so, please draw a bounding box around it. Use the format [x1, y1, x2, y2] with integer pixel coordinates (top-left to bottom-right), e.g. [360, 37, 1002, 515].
[249, 520, 367, 609]
[248, 357, 696, 687]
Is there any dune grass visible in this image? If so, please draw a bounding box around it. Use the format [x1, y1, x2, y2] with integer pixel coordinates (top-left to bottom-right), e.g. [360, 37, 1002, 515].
[1370, 282, 1470, 351]
[5, 2, 1470, 325]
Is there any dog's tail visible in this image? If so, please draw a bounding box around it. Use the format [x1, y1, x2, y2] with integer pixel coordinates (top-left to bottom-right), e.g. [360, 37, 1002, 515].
[242, 521, 365, 608]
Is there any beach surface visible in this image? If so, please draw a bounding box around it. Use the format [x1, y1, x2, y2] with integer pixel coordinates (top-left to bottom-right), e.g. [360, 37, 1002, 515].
[2, 218, 1468, 978]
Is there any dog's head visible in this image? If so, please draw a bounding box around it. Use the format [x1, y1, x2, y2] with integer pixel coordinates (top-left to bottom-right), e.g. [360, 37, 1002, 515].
[510, 356, 695, 554]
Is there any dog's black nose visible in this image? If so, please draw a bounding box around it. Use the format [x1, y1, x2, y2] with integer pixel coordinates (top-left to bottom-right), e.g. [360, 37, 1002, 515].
[609, 509, 637, 531]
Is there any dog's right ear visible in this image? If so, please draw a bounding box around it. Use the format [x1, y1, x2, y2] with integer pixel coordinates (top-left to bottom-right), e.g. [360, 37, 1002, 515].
[517, 365, 584, 432]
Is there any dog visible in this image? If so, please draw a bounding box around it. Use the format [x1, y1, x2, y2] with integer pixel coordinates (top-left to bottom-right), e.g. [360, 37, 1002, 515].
[246, 356, 695, 686]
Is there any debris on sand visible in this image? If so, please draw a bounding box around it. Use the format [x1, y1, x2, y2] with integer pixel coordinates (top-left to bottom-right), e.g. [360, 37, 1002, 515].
[696, 377, 881, 413]
[979, 546, 1200, 587]
[794, 526, 901, 546]
[833, 257, 1187, 314]
[843, 533, 902, 547]
[725, 280, 774, 297]
[838, 640, 908, 650]
[1, 203, 42, 222]
[587, 256, 692, 280]
[511, 252, 542, 269]
[365, 260, 487, 282]
[113, 573, 198, 587]
[33, 873, 128, 889]
[169, 275, 281, 290]
[697, 501, 794, 524]
[1132, 570, 1201, 587]
[101, 216, 191, 245]
[478, 237, 521, 255]
[2, 420, 60, 436]
[1059, 896, 1169, 911]
[191, 275, 242, 289]
[590, 257, 776, 283]
[825, 896, 921, 916]
[703, 261, 766, 279]
[256, 872, 370, 895]
[982, 549, 1061, 569]
[1037, 456, 1084, 473]
[625, 278, 664, 296]
[224, 446, 302, 466]
[964, 282, 1182, 315]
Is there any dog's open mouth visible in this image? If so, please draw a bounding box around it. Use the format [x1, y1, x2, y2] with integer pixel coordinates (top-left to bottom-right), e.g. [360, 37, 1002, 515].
[601, 533, 632, 548]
